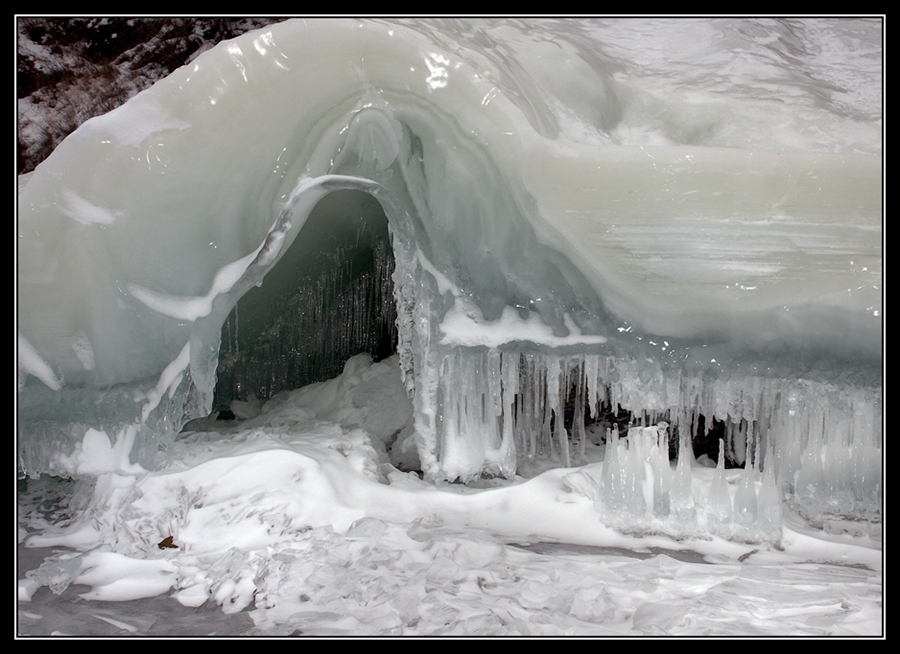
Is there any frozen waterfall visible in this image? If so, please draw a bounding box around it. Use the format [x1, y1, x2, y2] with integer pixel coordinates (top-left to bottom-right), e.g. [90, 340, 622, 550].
[17, 18, 882, 537]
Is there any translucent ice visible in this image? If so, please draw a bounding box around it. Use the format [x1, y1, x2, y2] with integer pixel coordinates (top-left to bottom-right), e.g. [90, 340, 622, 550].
[17, 19, 881, 529]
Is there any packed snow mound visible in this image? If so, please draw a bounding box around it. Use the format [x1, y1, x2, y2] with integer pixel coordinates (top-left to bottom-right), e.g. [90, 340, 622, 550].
[17, 19, 881, 511]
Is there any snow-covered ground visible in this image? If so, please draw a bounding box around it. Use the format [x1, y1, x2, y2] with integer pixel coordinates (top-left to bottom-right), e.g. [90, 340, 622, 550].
[17, 355, 883, 637]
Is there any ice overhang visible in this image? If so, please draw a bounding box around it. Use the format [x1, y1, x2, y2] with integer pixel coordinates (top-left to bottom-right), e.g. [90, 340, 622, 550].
[16, 19, 881, 494]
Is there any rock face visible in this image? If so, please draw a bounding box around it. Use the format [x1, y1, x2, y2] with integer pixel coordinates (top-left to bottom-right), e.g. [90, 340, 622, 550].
[17, 17, 285, 174]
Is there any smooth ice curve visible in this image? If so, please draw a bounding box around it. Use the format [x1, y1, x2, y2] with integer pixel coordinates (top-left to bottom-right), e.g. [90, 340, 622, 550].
[16, 19, 882, 487]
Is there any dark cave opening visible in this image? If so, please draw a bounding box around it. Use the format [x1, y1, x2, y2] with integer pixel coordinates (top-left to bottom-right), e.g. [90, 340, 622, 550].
[211, 189, 398, 413]
[555, 379, 740, 468]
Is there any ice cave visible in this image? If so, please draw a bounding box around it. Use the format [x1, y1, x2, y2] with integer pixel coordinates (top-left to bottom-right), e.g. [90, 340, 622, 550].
[17, 20, 882, 632]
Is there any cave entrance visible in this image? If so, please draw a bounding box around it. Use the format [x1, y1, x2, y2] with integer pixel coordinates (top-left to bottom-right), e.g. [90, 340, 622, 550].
[212, 189, 398, 412]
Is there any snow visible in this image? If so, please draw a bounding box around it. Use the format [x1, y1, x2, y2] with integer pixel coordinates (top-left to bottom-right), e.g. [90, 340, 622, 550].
[440, 304, 609, 349]
[16, 17, 882, 637]
[52, 426, 145, 477]
[18, 354, 882, 636]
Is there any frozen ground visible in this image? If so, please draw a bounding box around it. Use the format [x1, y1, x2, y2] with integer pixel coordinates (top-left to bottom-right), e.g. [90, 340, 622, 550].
[15, 518, 884, 637]
[17, 356, 883, 638]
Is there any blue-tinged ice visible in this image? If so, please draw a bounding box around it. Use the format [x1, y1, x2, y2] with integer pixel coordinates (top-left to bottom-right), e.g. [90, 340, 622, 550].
[17, 18, 882, 537]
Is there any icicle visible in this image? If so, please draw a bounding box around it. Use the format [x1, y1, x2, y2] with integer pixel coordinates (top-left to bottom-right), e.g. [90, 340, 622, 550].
[573, 361, 587, 462]
[584, 355, 599, 419]
[601, 427, 625, 517]
[671, 428, 697, 530]
[733, 436, 759, 542]
[757, 441, 783, 544]
[795, 407, 826, 518]
[651, 423, 672, 519]
[527, 354, 539, 460]
[622, 428, 646, 517]
[233, 302, 239, 356]
[494, 352, 518, 477]
[706, 438, 733, 539]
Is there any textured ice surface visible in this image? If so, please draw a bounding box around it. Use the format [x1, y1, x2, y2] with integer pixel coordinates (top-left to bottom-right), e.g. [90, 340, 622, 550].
[17, 360, 883, 635]
[17, 19, 881, 523]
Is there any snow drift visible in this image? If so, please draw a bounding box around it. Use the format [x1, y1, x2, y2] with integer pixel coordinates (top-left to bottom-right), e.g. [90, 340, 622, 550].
[17, 19, 882, 530]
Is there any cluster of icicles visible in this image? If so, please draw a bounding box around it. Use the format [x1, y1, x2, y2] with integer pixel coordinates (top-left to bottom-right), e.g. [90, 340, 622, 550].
[408, 348, 882, 540]
[564, 424, 785, 544]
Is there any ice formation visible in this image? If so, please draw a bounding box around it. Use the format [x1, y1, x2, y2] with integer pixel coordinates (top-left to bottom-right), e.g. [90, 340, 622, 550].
[17, 19, 882, 534]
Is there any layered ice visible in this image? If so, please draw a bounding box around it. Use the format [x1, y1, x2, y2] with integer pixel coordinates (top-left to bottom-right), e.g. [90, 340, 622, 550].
[17, 19, 882, 533]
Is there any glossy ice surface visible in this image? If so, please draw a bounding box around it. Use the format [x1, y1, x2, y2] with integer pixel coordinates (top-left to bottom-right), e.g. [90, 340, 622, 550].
[17, 18, 881, 519]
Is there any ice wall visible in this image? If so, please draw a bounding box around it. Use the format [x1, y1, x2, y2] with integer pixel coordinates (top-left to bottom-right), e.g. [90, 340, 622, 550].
[17, 19, 881, 526]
